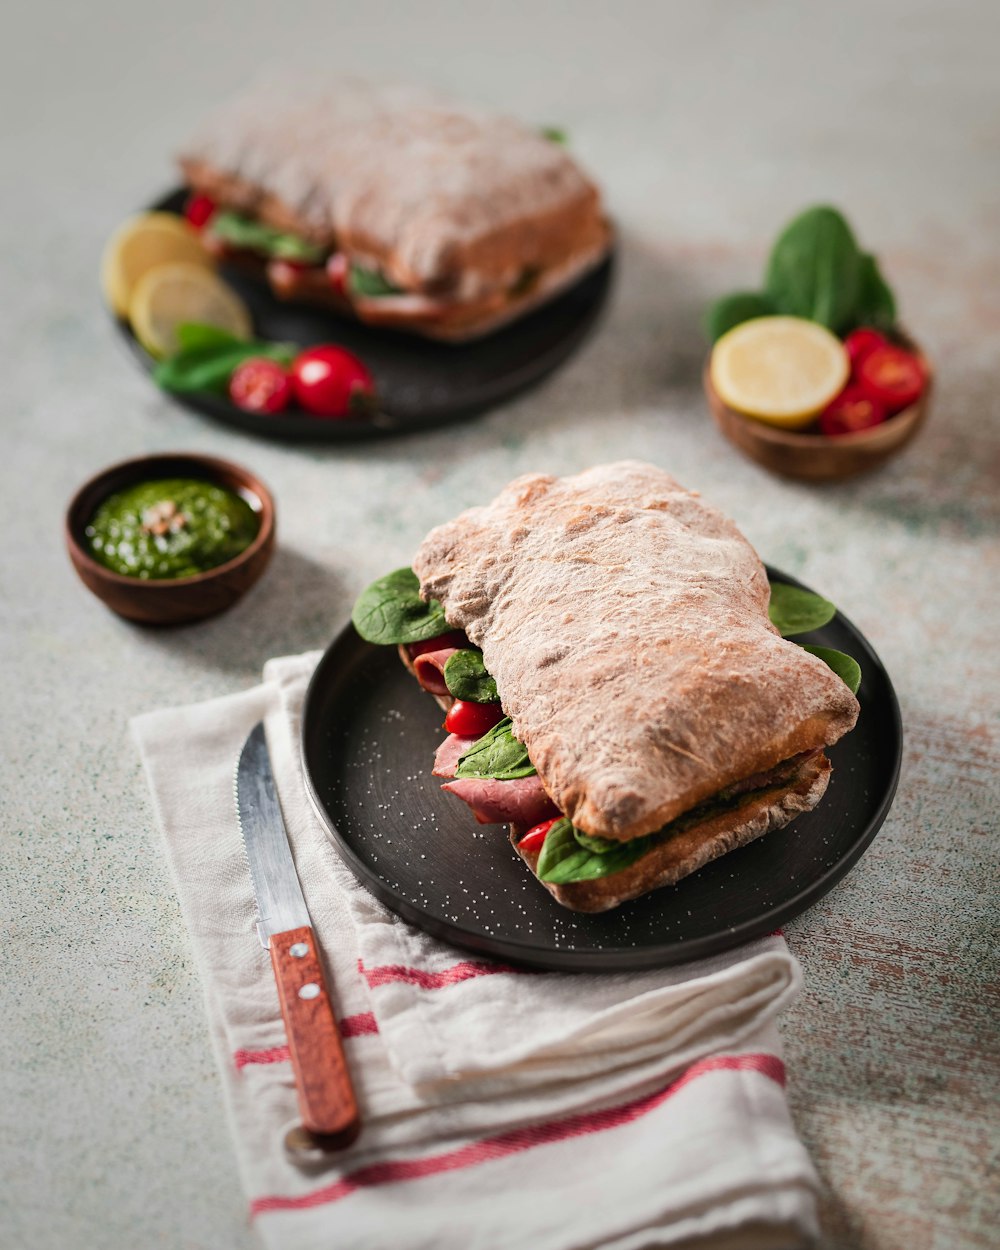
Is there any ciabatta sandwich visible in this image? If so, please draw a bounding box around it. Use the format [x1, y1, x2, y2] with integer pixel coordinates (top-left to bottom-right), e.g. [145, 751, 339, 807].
[352, 462, 860, 912]
[179, 77, 610, 342]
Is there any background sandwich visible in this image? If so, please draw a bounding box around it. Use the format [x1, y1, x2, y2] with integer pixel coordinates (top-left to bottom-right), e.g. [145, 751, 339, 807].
[179, 76, 610, 341]
[353, 462, 860, 911]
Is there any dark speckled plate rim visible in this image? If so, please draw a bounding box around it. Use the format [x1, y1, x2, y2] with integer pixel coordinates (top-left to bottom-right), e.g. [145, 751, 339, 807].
[108, 187, 616, 443]
[299, 566, 903, 970]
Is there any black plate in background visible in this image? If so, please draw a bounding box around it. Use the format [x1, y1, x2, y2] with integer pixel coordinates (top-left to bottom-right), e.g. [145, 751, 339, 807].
[301, 568, 902, 970]
[113, 189, 615, 442]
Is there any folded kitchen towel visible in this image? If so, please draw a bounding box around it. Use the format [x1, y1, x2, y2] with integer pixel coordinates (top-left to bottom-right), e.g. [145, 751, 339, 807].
[132, 651, 820, 1250]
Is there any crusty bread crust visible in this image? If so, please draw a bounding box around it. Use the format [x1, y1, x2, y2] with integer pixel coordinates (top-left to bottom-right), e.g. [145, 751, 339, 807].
[414, 462, 859, 841]
[177, 77, 609, 335]
[512, 753, 832, 913]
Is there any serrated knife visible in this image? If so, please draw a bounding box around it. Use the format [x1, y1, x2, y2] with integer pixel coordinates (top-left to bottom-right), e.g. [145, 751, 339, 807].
[235, 721, 360, 1149]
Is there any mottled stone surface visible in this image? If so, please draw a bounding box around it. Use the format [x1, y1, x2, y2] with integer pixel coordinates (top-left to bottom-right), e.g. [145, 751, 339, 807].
[1, 3, 997, 1248]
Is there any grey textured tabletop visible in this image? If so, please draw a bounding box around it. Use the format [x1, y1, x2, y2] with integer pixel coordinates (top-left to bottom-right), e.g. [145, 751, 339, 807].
[2, 3, 997, 1248]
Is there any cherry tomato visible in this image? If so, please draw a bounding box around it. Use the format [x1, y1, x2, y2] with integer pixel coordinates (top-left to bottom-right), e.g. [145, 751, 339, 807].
[184, 194, 217, 230]
[327, 252, 350, 299]
[857, 344, 926, 413]
[819, 384, 887, 437]
[444, 701, 505, 737]
[228, 357, 292, 415]
[291, 345, 375, 418]
[518, 818, 560, 854]
[407, 631, 469, 659]
[844, 327, 886, 371]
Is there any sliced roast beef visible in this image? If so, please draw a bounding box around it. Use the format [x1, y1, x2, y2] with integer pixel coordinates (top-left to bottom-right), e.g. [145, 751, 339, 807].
[441, 776, 560, 827]
[412, 647, 462, 697]
[433, 734, 478, 778]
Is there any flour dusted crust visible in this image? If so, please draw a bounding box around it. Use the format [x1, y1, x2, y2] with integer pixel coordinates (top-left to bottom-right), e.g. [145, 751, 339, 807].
[178, 76, 610, 335]
[513, 754, 832, 913]
[413, 462, 859, 842]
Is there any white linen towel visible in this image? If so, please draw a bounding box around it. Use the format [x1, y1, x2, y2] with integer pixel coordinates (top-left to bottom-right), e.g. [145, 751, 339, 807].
[132, 652, 820, 1250]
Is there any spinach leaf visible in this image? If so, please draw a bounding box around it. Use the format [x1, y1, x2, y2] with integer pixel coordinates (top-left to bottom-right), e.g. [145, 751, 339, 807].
[454, 717, 536, 781]
[536, 818, 652, 884]
[351, 567, 448, 645]
[209, 211, 326, 264]
[764, 206, 862, 333]
[153, 339, 295, 393]
[800, 645, 862, 694]
[174, 321, 244, 352]
[768, 582, 836, 636]
[349, 266, 403, 298]
[704, 291, 776, 342]
[443, 649, 499, 704]
[854, 252, 897, 330]
[540, 126, 568, 144]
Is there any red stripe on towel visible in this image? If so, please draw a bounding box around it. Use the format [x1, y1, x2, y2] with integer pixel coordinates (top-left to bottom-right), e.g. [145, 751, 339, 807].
[358, 957, 522, 989]
[234, 1012, 379, 1068]
[250, 1052, 785, 1216]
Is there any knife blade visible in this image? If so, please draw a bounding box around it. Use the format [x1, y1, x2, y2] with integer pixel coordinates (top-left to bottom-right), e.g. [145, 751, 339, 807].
[235, 721, 360, 1148]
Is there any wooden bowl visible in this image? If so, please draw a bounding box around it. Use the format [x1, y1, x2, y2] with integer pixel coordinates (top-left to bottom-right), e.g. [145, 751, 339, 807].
[65, 452, 275, 624]
[704, 334, 932, 482]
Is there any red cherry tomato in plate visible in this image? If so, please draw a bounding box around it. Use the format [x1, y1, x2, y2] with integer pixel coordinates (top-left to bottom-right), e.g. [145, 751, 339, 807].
[844, 328, 887, 371]
[228, 357, 292, 414]
[518, 818, 560, 855]
[857, 344, 927, 413]
[444, 701, 505, 737]
[184, 194, 217, 230]
[291, 345, 375, 418]
[818, 384, 887, 437]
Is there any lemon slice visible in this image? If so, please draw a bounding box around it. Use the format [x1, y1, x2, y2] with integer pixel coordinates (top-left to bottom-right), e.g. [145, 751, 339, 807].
[101, 213, 214, 319]
[710, 316, 849, 427]
[128, 263, 252, 358]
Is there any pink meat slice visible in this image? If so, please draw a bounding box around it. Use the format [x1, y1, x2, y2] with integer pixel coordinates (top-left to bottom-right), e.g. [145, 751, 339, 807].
[433, 734, 478, 778]
[441, 776, 560, 827]
[412, 647, 462, 697]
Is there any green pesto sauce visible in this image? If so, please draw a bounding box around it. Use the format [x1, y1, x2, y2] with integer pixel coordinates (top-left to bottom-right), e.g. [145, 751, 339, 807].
[85, 478, 259, 580]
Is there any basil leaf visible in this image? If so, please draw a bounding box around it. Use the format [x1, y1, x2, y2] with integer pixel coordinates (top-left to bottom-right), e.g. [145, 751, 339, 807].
[768, 582, 836, 636]
[454, 717, 536, 781]
[854, 252, 897, 330]
[765, 205, 862, 333]
[152, 340, 295, 393]
[349, 266, 403, 298]
[174, 321, 244, 352]
[443, 649, 498, 704]
[536, 818, 651, 884]
[800, 645, 862, 695]
[540, 126, 568, 144]
[351, 567, 448, 645]
[704, 291, 776, 342]
[209, 210, 325, 264]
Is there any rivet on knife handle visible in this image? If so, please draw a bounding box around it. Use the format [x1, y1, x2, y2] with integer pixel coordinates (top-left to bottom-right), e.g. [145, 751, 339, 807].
[269, 924, 360, 1147]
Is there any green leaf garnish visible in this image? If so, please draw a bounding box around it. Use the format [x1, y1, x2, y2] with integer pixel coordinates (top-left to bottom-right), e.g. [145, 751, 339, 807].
[454, 717, 536, 781]
[540, 126, 568, 144]
[764, 205, 863, 334]
[208, 210, 326, 264]
[444, 649, 499, 704]
[349, 266, 403, 298]
[768, 582, 836, 637]
[800, 645, 862, 694]
[536, 818, 652, 884]
[704, 291, 777, 342]
[854, 253, 897, 330]
[152, 338, 295, 394]
[351, 568, 448, 646]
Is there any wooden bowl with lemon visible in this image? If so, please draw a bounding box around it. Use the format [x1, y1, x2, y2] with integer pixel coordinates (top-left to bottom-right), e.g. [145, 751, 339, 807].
[703, 206, 932, 482]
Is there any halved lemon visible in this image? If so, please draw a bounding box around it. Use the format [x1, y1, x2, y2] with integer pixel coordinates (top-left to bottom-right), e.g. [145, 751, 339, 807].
[710, 316, 850, 428]
[128, 263, 252, 358]
[101, 212, 214, 319]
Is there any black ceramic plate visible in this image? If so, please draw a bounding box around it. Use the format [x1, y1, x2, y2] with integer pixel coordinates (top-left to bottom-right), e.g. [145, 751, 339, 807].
[112, 189, 615, 442]
[301, 569, 901, 970]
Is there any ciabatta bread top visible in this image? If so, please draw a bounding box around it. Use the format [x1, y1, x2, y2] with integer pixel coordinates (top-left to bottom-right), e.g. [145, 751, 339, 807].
[413, 462, 859, 841]
[179, 77, 608, 301]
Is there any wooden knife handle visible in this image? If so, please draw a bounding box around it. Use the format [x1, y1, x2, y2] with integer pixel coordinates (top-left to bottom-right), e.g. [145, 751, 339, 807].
[269, 925, 360, 1147]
